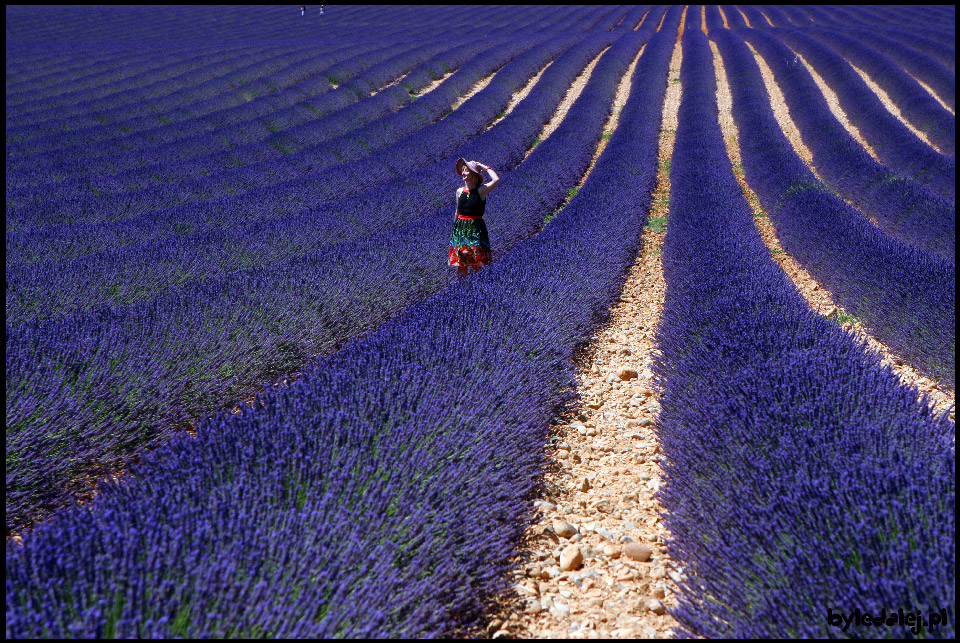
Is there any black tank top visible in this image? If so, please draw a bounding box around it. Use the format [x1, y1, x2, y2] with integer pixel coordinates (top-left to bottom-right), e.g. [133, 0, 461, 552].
[457, 188, 486, 217]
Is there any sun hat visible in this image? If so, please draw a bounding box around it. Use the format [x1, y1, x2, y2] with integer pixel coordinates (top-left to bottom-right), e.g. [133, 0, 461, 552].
[456, 157, 483, 177]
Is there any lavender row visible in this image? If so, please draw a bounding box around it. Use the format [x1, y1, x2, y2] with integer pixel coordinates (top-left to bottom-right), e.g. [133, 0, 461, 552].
[712, 28, 955, 385]
[772, 28, 955, 201]
[805, 27, 955, 155]
[4, 32, 605, 319]
[5, 34, 615, 322]
[656, 29, 954, 638]
[581, 5, 632, 31]
[4, 33, 529, 230]
[683, 5, 702, 32]
[739, 28, 955, 260]
[6, 42, 315, 131]
[613, 5, 651, 31]
[861, 27, 955, 71]
[5, 5, 462, 50]
[5, 26, 654, 533]
[812, 4, 953, 34]
[5, 41, 404, 158]
[775, 6, 819, 28]
[4, 28, 523, 199]
[4, 4, 581, 122]
[6, 10, 663, 273]
[762, 6, 956, 49]
[6, 46, 152, 85]
[5, 20, 677, 637]
[5, 7, 607, 199]
[4, 35, 549, 268]
[736, 6, 772, 28]
[836, 6, 956, 42]
[6, 6, 561, 164]
[704, 5, 726, 32]
[5, 33, 560, 241]
[720, 6, 748, 29]
[810, 6, 957, 68]
[6, 45, 210, 107]
[754, 6, 803, 29]
[5, 41, 261, 114]
[5, 41, 446, 189]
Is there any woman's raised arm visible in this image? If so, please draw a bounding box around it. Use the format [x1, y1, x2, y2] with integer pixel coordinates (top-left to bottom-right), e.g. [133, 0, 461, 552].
[478, 163, 499, 197]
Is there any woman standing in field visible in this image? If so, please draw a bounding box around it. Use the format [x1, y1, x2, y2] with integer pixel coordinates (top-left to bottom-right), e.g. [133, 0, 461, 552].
[450, 157, 499, 276]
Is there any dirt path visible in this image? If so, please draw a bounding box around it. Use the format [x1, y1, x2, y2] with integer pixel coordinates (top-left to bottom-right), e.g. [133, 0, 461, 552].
[521, 47, 609, 162]
[486, 60, 554, 131]
[371, 67, 456, 99]
[491, 29, 684, 641]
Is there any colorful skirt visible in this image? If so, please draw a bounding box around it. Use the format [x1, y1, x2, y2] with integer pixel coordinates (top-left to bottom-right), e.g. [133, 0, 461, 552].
[449, 216, 492, 268]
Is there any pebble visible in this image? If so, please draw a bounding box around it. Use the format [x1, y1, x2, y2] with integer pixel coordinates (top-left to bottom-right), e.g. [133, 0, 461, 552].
[553, 520, 578, 539]
[624, 542, 652, 562]
[579, 478, 591, 492]
[647, 599, 667, 615]
[560, 545, 584, 571]
[516, 583, 537, 597]
[602, 544, 621, 558]
[616, 367, 638, 380]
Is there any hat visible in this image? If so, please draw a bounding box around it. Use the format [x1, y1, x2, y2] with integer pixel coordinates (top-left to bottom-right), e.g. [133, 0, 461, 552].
[456, 157, 482, 177]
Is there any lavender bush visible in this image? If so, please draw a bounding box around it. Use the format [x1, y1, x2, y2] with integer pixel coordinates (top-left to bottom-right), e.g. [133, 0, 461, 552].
[656, 28, 954, 638]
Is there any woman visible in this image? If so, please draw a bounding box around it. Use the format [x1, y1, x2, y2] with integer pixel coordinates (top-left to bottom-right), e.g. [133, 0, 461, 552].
[449, 157, 499, 276]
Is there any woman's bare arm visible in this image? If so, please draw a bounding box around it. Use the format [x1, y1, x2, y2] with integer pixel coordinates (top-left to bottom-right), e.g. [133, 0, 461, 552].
[477, 163, 499, 198]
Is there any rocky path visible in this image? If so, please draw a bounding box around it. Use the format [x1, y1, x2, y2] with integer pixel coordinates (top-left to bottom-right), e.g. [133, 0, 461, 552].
[489, 26, 684, 640]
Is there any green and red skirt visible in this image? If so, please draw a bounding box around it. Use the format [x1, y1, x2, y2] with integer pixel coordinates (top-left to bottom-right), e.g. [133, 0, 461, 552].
[449, 214, 492, 268]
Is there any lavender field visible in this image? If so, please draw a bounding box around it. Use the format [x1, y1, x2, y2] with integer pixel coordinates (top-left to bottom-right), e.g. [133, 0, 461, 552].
[6, 5, 955, 638]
